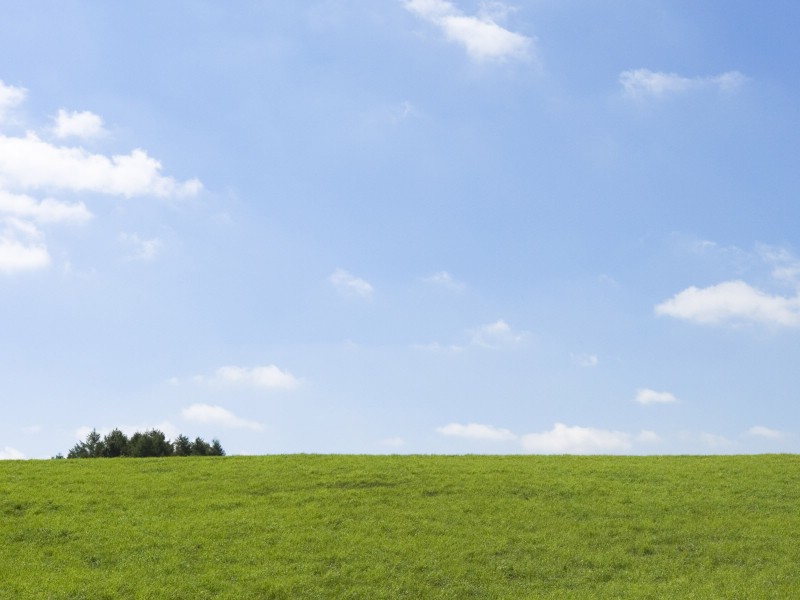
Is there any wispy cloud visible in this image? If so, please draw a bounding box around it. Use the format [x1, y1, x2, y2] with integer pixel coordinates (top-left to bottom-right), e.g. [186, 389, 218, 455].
[380, 436, 407, 448]
[436, 422, 517, 441]
[424, 270, 465, 291]
[0, 80, 26, 123]
[0, 190, 92, 224]
[655, 280, 800, 328]
[0, 446, 25, 460]
[436, 422, 660, 453]
[571, 353, 599, 368]
[620, 69, 747, 99]
[182, 404, 264, 431]
[699, 432, 732, 449]
[52, 109, 107, 140]
[329, 268, 374, 298]
[416, 319, 527, 352]
[0, 190, 92, 273]
[747, 425, 787, 440]
[119, 232, 162, 261]
[0, 217, 50, 273]
[759, 245, 800, 289]
[467, 319, 527, 349]
[635, 388, 678, 405]
[195, 364, 301, 391]
[405, 0, 534, 63]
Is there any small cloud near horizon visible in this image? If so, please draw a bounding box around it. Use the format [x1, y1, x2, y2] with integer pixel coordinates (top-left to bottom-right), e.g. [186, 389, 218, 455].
[0, 446, 25, 460]
[437, 421, 661, 454]
[747, 425, 786, 440]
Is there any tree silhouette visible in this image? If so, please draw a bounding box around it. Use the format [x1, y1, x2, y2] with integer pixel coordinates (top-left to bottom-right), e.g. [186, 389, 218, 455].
[173, 434, 192, 456]
[64, 429, 224, 458]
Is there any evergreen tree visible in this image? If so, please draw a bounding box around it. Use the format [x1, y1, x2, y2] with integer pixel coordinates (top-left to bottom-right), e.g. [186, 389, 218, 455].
[67, 441, 89, 459]
[172, 434, 192, 456]
[191, 437, 211, 456]
[86, 429, 105, 458]
[64, 429, 223, 458]
[210, 439, 225, 456]
[128, 429, 172, 457]
[102, 429, 129, 457]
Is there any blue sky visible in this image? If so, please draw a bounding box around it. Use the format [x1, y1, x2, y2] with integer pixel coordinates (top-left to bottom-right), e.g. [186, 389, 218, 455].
[2, 0, 800, 458]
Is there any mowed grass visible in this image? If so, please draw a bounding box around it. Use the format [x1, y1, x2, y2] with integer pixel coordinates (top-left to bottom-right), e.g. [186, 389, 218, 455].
[1, 455, 798, 599]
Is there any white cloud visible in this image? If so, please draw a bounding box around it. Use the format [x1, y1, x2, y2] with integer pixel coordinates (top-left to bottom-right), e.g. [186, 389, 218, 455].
[522, 423, 632, 454]
[468, 319, 526, 348]
[415, 319, 527, 352]
[392, 100, 416, 122]
[759, 245, 800, 289]
[0, 191, 90, 272]
[655, 280, 800, 327]
[200, 364, 301, 391]
[747, 425, 786, 440]
[380, 436, 407, 448]
[635, 388, 678, 405]
[714, 71, 749, 91]
[0, 80, 26, 123]
[620, 69, 747, 99]
[0, 190, 92, 224]
[636, 430, 661, 443]
[364, 100, 417, 127]
[520, 423, 633, 454]
[119, 232, 162, 260]
[0, 80, 203, 276]
[437, 421, 660, 453]
[329, 268, 374, 298]
[571, 353, 599, 368]
[700, 432, 732, 448]
[0, 217, 50, 273]
[53, 109, 107, 140]
[424, 270, 465, 291]
[405, 0, 534, 63]
[0, 132, 202, 198]
[436, 422, 517, 441]
[182, 404, 264, 431]
[0, 446, 24, 460]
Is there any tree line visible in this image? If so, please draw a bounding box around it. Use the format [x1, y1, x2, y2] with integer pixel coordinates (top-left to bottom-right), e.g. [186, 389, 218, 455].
[61, 429, 225, 458]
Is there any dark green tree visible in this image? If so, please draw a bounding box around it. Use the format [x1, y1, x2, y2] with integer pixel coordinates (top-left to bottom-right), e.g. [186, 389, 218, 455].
[66, 441, 88, 458]
[67, 429, 102, 458]
[128, 429, 172, 458]
[64, 429, 223, 458]
[210, 439, 225, 456]
[86, 429, 105, 458]
[102, 429, 129, 457]
[172, 434, 192, 456]
[191, 437, 211, 456]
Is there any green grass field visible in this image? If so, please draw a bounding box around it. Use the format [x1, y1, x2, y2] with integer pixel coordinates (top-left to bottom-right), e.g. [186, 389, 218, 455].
[1, 455, 798, 599]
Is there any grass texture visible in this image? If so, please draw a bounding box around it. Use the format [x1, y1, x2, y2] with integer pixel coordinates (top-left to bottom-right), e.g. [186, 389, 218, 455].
[1, 455, 798, 598]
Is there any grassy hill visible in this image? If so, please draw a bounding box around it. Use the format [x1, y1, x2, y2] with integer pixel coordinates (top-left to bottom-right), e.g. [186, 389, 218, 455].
[1, 455, 798, 598]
